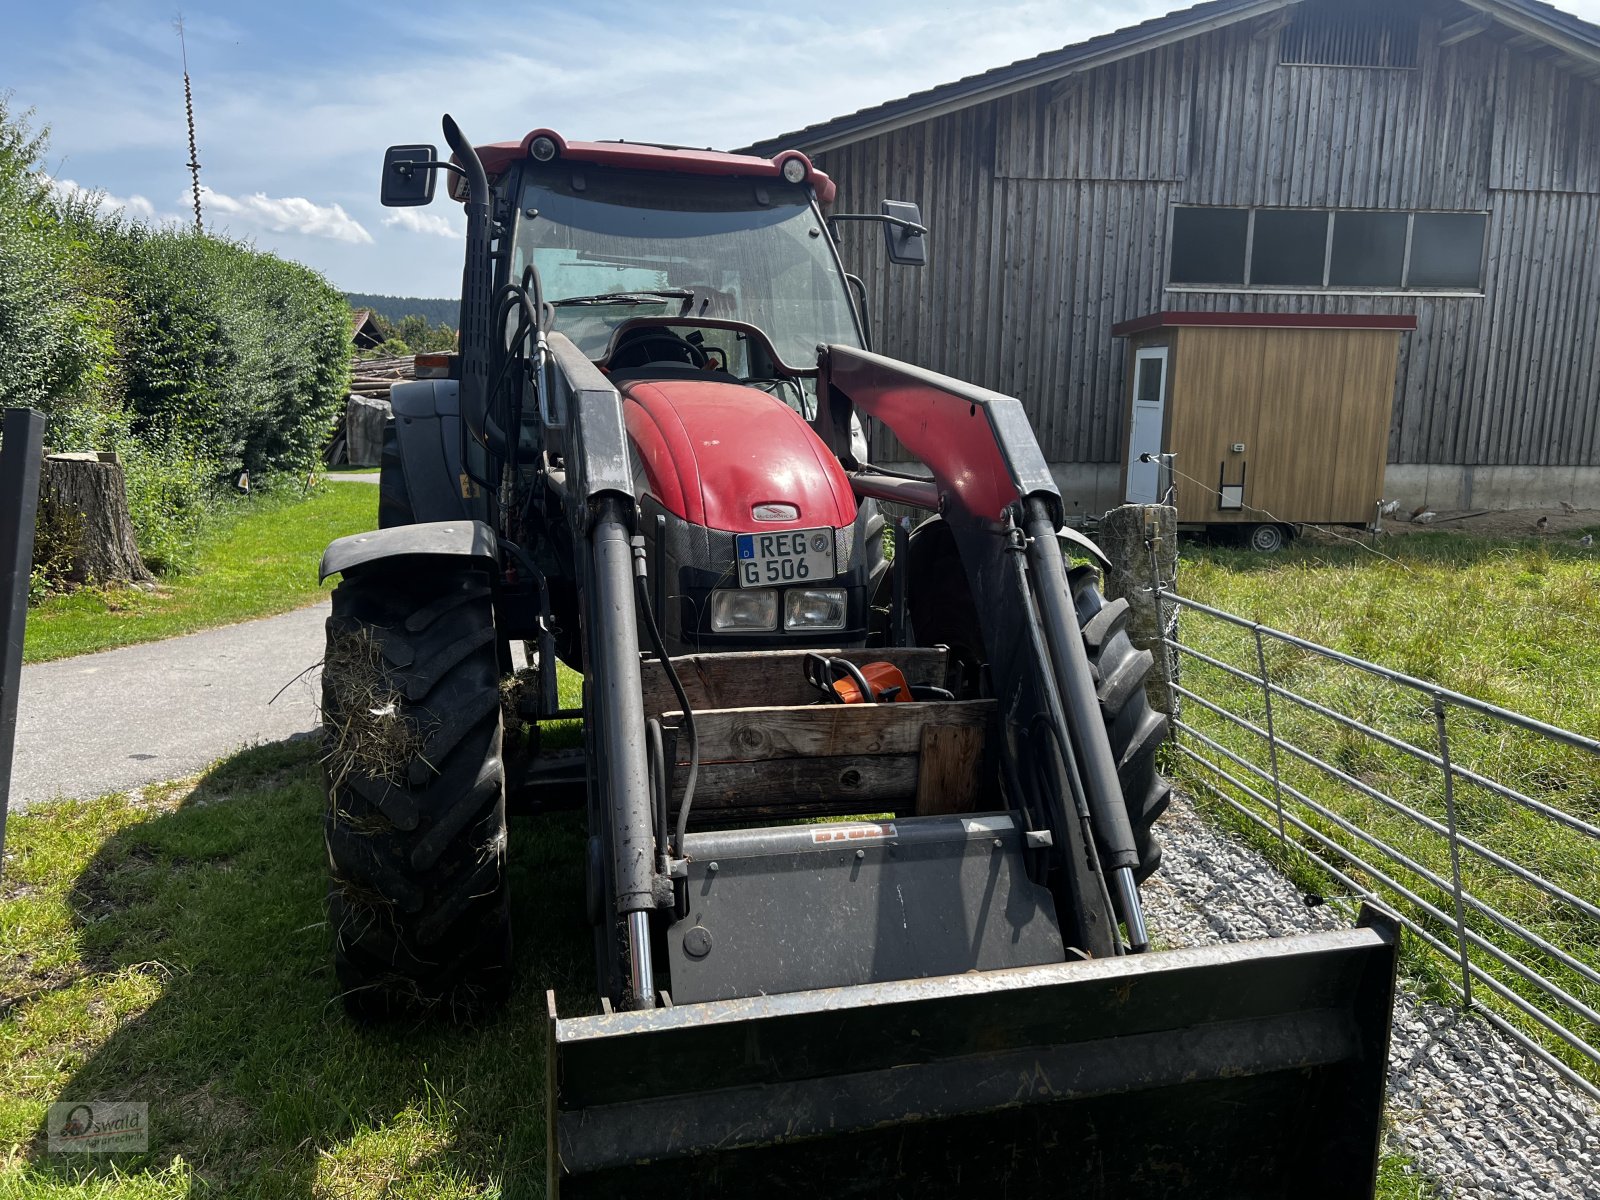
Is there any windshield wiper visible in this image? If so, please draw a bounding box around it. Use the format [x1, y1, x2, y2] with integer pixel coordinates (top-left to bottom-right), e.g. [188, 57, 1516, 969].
[551, 289, 695, 307]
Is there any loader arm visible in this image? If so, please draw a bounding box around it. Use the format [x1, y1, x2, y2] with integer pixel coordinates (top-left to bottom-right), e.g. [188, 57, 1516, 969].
[545, 334, 661, 1004]
[820, 345, 1146, 953]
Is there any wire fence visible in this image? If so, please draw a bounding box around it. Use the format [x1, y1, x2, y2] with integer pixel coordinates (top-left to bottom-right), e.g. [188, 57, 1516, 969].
[1155, 582, 1600, 1104]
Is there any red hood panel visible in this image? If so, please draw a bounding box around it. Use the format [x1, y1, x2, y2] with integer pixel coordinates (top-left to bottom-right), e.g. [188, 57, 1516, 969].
[623, 380, 857, 533]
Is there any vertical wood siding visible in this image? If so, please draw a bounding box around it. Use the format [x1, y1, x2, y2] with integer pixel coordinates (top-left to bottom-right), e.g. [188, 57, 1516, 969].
[813, 10, 1600, 468]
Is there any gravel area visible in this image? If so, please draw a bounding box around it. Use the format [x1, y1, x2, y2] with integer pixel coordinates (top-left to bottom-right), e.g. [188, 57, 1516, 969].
[1146, 790, 1600, 1199]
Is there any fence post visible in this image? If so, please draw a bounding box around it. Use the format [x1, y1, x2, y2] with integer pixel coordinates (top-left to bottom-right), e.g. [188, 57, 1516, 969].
[1253, 627, 1288, 847]
[1433, 693, 1474, 1009]
[0, 408, 45, 875]
[1098, 504, 1179, 718]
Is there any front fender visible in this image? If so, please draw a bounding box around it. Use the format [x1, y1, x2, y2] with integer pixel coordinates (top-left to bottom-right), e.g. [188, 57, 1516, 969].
[319, 519, 499, 582]
[1056, 526, 1111, 573]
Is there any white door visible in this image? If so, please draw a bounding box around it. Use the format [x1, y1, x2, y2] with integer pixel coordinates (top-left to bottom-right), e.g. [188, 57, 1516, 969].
[1125, 347, 1169, 504]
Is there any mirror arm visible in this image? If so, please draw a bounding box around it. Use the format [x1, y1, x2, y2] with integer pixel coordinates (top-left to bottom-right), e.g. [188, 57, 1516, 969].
[828, 212, 928, 238]
[391, 159, 468, 182]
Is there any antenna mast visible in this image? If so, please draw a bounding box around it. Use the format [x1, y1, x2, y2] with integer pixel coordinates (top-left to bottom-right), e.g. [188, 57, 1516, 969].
[175, 14, 203, 233]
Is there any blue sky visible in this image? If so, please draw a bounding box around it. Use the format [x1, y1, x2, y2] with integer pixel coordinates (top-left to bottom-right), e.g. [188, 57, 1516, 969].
[7, 1, 1600, 298]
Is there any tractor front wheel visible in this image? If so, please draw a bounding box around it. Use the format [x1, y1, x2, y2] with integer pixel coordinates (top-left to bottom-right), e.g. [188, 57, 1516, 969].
[1069, 565, 1171, 883]
[907, 518, 1171, 881]
[321, 560, 510, 1018]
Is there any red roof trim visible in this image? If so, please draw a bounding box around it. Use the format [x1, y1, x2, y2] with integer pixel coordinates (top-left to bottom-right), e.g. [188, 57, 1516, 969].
[471, 131, 837, 205]
[1111, 311, 1420, 336]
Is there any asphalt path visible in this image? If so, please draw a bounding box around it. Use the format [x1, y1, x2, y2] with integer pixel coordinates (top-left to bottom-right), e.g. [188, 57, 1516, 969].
[8, 603, 330, 812]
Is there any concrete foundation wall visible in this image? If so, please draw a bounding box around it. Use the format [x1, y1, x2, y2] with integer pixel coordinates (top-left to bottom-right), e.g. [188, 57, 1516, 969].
[1046, 463, 1600, 518]
[879, 461, 1600, 520]
[1050, 463, 1126, 521]
[1381, 465, 1600, 512]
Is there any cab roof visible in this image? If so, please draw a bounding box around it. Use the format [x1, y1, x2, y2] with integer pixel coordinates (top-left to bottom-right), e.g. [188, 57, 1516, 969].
[469, 129, 837, 206]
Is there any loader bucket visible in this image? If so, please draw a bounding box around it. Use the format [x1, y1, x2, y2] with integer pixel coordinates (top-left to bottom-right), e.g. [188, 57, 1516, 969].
[547, 906, 1398, 1199]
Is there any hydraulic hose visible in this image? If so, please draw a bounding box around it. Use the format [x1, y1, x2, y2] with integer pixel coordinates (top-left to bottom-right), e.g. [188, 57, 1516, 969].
[631, 539, 698, 857]
[646, 718, 670, 877]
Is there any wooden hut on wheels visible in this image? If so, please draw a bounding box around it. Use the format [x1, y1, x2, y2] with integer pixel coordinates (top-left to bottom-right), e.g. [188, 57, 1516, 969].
[742, 0, 1600, 519]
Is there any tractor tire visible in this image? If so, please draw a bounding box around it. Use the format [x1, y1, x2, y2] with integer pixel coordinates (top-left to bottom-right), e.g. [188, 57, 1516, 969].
[904, 518, 986, 695]
[1068, 564, 1172, 883]
[321, 561, 510, 1019]
[377, 421, 414, 529]
[906, 517, 1171, 882]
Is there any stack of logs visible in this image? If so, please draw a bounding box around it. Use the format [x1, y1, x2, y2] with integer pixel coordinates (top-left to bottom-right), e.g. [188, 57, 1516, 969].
[348, 355, 415, 404]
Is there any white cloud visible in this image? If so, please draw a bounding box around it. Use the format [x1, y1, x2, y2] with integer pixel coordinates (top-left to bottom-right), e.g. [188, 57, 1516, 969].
[44, 176, 181, 225]
[383, 207, 462, 239]
[198, 186, 373, 244]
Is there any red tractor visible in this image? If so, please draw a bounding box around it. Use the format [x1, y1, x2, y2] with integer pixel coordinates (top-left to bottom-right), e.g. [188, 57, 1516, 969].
[318, 116, 1398, 1197]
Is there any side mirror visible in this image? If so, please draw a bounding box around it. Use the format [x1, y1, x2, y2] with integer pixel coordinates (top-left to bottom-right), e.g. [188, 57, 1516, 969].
[381, 144, 438, 207]
[882, 200, 927, 267]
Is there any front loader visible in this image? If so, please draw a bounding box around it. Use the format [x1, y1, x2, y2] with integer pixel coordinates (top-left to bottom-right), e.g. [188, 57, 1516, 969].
[318, 117, 1399, 1197]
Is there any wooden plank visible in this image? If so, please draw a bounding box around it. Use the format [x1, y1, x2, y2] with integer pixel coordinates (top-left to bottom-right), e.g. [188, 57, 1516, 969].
[640, 648, 950, 723]
[1439, 13, 1492, 48]
[662, 700, 994, 764]
[669, 755, 920, 818]
[915, 723, 987, 816]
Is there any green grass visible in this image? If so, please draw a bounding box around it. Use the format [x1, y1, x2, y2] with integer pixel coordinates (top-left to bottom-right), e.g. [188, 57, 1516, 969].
[0, 740, 591, 1197]
[1169, 530, 1600, 1086]
[24, 484, 375, 664]
[1374, 1143, 1439, 1199]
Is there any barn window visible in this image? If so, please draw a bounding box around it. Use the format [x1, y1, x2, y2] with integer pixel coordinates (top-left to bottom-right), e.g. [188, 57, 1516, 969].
[1329, 212, 1409, 287]
[1280, 0, 1420, 69]
[1168, 206, 1488, 293]
[1169, 207, 1249, 285]
[1407, 213, 1488, 289]
[1250, 210, 1331, 286]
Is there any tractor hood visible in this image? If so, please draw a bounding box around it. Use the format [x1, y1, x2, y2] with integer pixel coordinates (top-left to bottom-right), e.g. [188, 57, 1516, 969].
[622, 379, 857, 534]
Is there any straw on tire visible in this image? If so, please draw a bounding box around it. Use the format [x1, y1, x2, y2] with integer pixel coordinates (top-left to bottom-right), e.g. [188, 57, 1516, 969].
[321, 561, 509, 1019]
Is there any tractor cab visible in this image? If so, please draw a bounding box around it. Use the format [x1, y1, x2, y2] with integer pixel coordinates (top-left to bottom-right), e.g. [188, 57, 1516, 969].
[461, 132, 911, 653]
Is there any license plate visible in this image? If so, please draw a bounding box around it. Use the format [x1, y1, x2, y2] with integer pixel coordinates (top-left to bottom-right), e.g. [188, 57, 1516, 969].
[736, 528, 836, 588]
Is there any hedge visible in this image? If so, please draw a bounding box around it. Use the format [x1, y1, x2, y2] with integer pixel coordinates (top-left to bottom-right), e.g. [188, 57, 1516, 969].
[0, 97, 351, 574]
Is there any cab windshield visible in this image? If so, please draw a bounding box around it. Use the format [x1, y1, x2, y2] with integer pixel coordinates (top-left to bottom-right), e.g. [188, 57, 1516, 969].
[511, 166, 861, 367]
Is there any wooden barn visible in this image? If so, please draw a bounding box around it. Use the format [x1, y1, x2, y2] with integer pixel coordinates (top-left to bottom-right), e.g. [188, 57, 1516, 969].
[742, 0, 1600, 515]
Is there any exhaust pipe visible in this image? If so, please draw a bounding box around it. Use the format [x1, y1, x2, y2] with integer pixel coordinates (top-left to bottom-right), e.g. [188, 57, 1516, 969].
[440, 114, 495, 515]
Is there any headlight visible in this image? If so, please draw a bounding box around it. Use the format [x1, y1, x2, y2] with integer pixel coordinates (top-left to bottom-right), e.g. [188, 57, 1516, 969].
[711, 588, 778, 632]
[784, 588, 848, 631]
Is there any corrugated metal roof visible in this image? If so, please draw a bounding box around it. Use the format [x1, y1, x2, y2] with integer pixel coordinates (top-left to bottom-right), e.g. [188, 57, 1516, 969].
[738, 0, 1600, 156]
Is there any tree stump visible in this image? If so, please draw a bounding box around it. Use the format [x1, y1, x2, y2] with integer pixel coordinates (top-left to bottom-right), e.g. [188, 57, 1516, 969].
[37, 453, 152, 586]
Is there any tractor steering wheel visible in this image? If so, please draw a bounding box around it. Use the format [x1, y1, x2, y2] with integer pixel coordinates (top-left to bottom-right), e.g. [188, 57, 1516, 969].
[610, 330, 708, 370]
